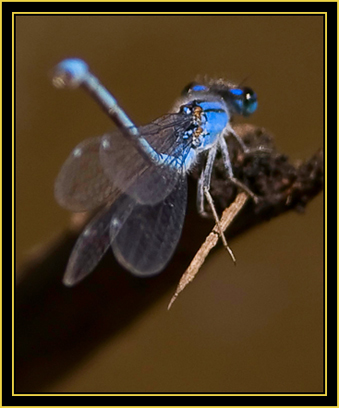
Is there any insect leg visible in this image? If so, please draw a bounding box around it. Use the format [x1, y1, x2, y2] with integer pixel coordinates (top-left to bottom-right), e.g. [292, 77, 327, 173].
[219, 133, 259, 202]
[198, 145, 236, 263]
[197, 144, 217, 217]
[227, 126, 272, 155]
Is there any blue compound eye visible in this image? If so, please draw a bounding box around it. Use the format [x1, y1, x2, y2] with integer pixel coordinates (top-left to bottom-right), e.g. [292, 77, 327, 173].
[229, 87, 258, 116]
[181, 82, 208, 95]
[242, 87, 258, 116]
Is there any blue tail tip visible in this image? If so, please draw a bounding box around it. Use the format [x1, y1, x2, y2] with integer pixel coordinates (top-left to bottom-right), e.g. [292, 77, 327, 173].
[52, 58, 89, 89]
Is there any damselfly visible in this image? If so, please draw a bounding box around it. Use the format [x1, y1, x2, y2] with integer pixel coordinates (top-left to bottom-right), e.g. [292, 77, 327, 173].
[53, 59, 258, 286]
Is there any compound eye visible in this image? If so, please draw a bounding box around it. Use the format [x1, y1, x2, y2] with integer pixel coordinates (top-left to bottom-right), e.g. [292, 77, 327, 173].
[181, 82, 208, 95]
[229, 86, 258, 116]
[242, 87, 258, 116]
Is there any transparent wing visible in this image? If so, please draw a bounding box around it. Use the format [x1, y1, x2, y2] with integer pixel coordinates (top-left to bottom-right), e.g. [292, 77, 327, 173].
[55, 112, 194, 211]
[111, 175, 187, 276]
[62, 194, 135, 286]
[63, 174, 187, 284]
[100, 112, 193, 205]
[55, 136, 120, 212]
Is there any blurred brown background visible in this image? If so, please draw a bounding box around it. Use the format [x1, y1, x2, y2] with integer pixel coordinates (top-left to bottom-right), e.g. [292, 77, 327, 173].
[16, 15, 323, 393]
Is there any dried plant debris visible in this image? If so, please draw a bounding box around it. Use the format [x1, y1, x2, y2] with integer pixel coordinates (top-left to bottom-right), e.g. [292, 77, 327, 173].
[191, 123, 323, 217]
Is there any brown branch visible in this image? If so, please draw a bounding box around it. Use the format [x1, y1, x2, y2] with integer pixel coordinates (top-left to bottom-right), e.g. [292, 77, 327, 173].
[15, 124, 323, 392]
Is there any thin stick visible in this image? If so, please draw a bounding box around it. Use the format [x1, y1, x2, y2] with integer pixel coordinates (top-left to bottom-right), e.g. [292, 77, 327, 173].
[168, 192, 249, 310]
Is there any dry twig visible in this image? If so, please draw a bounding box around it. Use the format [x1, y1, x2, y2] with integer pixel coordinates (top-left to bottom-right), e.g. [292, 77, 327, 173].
[168, 192, 249, 309]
